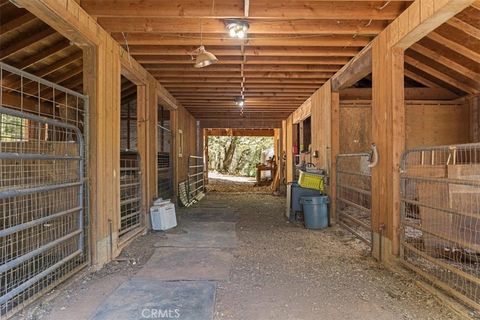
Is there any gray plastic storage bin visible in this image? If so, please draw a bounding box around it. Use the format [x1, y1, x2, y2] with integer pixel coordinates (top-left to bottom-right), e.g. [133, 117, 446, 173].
[300, 196, 329, 229]
[291, 182, 321, 213]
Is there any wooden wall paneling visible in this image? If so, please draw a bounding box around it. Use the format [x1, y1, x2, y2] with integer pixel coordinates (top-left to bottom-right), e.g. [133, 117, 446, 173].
[406, 102, 470, 148]
[339, 101, 470, 151]
[467, 95, 480, 142]
[339, 104, 372, 153]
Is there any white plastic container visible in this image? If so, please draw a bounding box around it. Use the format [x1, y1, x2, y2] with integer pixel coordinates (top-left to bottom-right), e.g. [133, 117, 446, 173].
[150, 201, 177, 231]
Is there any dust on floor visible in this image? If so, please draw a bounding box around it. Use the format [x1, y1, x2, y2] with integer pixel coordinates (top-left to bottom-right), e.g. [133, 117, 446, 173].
[16, 192, 459, 320]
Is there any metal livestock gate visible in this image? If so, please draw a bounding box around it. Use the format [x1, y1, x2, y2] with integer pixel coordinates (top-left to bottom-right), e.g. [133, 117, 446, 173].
[119, 151, 142, 237]
[157, 124, 173, 200]
[0, 62, 88, 318]
[336, 152, 372, 246]
[400, 143, 480, 311]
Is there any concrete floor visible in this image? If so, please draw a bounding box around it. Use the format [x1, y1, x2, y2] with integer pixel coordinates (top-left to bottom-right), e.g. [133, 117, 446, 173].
[17, 191, 459, 320]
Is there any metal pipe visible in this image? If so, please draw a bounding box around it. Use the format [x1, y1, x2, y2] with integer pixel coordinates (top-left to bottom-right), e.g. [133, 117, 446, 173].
[0, 181, 82, 200]
[0, 206, 81, 238]
[0, 250, 83, 306]
[0, 153, 81, 160]
[0, 229, 82, 274]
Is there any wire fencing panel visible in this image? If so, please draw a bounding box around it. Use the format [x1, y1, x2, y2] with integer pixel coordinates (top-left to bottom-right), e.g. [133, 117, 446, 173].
[336, 153, 372, 246]
[119, 151, 142, 237]
[400, 143, 480, 310]
[0, 62, 88, 318]
[157, 124, 172, 200]
[188, 155, 205, 200]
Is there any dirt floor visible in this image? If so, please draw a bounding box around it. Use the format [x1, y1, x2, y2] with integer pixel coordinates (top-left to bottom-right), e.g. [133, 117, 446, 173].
[16, 183, 461, 320]
[207, 172, 272, 193]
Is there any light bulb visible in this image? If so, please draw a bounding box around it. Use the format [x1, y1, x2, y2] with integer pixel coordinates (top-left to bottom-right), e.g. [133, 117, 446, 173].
[238, 100, 245, 107]
[237, 30, 245, 38]
[229, 28, 236, 38]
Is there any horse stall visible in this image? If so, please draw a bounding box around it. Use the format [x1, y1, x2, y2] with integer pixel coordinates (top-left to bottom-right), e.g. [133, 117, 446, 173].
[400, 98, 480, 309]
[0, 62, 88, 317]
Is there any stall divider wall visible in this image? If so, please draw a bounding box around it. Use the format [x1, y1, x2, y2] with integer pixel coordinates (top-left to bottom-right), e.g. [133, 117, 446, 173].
[14, 0, 199, 268]
[370, 0, 475, 262]
[284, 0, 476, 264]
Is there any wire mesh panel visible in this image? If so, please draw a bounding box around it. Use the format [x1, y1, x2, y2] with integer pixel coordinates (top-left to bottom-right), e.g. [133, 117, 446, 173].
[0, 62, 88, 318]
[188, 155, 205, 201]
[336, 153, 372, 246]
[119, 151, 142, 237]
[157, 124, 172, 200]
[400, 143, 480, 310]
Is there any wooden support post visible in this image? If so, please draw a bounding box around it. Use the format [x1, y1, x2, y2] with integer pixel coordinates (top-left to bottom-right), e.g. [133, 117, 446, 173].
[371, 41, 405, 262]
[286, 115, 294, 183]
[330, 91, 340, 224]
[204, 130, 209, 185]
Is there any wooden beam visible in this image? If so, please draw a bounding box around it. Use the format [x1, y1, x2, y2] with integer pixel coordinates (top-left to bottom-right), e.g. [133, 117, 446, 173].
[405, 55, 478, 94]
[446, 17, 480, 41]
[0, 13, 36, 36]
[135, 55, 350, 65]
[410, 44, 480, 83]
[210, 128, 273, 136]
[16, 40, 71, 70]
[200, 118, 282, 129]
[427, 32, 480, 63]
[129, 46, 360, 57]
[0, 27, 56, 60]
[331, 44, 371, 90]
[404, 69, 440, 88]
[5, 51, 83, 90]
[112, 33, 371, 47]
[146, 64, 341, 72]
[163, 83, 321, 89]
[153, 71, 334, 78]
[206, 129, 275, 137]
[97, 18, 387, 35]
[396, 0, 478, 48]
[82, 1, 406, 19]
[156, 78, 326, 84]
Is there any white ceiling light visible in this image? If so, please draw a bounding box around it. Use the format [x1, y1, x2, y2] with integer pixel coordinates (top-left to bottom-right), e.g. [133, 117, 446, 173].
[226, 21, 249, 39]
[235, 97, 245, 107]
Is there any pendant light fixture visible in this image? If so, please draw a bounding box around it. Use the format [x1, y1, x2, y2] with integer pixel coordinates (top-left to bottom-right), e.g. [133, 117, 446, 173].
[192, 19, 218, 68]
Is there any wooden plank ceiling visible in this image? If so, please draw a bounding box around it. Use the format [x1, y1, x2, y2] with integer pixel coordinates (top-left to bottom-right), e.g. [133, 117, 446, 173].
[79, 0, 415, 121]
[1, 1, 478, 124]
[0, 2, 83, 95]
